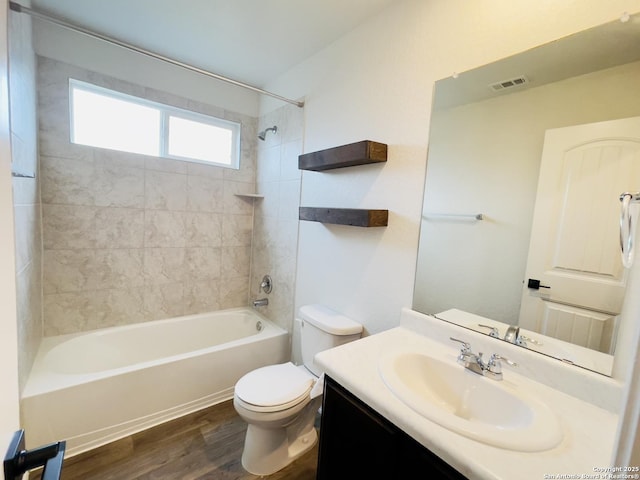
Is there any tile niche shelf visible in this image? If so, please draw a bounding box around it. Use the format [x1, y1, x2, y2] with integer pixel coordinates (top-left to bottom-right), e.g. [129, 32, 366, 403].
[298, 140, 387, 171]
[299, 207, 388, 227]
[234, 193, 264, 199]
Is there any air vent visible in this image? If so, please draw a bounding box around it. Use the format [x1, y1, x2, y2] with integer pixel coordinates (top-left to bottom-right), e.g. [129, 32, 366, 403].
[489, 76, 528, 92]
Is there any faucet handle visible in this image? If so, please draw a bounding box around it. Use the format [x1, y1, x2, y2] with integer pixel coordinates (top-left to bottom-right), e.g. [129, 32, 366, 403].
[517, 334, 543, 347]
[485, 354, 516, 380]
[488, 353, 517, 371]
[449, 337, 471, 352]
[450, 337, 474, 366]
[478, 324, 500, 338]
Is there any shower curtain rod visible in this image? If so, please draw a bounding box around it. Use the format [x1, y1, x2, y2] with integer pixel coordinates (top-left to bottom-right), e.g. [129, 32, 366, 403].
[9, 2, 305, 108]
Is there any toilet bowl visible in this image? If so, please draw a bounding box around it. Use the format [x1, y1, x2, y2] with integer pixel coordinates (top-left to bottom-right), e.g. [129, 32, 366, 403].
[233, 304, 362, 476]
[233, 362, 321, 475]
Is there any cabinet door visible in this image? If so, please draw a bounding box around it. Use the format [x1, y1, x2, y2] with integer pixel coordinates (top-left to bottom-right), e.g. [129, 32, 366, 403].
[317, 377, 401, 479]
[317, 376, 468, 480]
[400, 431, 469, 479]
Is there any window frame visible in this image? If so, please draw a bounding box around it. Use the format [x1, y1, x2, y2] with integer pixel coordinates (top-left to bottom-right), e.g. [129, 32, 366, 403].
[69, 79, 242, 169]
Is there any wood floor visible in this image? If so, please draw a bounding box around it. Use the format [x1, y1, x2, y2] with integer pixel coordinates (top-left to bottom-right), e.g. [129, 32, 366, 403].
[32, 400, 319, 480]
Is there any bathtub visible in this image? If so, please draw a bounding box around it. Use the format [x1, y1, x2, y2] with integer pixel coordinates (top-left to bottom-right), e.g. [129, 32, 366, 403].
[21, 308, 289, 456]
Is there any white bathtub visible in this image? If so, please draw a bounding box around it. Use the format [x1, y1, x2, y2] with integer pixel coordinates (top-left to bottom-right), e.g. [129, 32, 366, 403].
[21, 308, 289, 456]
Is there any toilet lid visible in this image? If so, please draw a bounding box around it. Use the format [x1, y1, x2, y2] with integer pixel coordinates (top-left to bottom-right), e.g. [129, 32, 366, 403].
[235, 362, 314, 408]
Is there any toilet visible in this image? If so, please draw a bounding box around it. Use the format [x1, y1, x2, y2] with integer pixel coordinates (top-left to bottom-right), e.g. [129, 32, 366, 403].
[233, 304, 363, 475]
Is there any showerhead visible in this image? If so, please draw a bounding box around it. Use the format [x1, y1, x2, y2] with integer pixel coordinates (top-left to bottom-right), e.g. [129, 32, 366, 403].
[258, 126, 277, 141]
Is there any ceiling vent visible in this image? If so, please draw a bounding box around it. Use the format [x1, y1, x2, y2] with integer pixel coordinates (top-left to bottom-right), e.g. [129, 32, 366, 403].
[489, 76, 528, 92]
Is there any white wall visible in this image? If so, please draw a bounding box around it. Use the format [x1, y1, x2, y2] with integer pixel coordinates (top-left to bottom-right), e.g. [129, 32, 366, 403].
[0, 0, 22, 469]
[262, 0, 640, 335]
[33, 18, 259, 117]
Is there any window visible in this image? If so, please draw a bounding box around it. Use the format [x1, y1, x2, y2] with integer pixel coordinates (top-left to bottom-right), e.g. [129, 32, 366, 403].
[69, 79, 241, 169]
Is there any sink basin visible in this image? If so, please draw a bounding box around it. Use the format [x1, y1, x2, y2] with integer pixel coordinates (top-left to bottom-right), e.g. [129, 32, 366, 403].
[378, 352, 563, 451]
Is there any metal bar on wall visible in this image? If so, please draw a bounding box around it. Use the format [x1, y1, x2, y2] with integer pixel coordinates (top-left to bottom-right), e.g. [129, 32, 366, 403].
[9, 2, 305, 108]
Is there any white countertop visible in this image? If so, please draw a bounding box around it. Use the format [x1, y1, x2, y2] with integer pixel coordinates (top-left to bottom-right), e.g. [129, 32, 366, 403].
[314, 312, 619, 480]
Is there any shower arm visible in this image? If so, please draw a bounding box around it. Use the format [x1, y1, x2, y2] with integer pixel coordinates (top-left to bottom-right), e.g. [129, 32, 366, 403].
[258, 126, 278, 141]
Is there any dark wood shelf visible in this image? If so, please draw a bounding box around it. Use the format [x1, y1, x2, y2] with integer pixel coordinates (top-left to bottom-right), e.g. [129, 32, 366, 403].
[298, 140, 387, 171]
[299, 207, 388, 227]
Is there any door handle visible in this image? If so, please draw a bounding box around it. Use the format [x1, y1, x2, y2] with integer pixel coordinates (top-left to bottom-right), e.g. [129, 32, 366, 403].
[527, 278, 550, 290]
[3, 430, 65, 480]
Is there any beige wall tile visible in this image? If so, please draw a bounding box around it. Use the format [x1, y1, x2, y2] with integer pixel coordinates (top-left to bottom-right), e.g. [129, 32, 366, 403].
[184, 281, 220, 315]
[219, 276, 250, 309]
[43, 249, 94, 294]
[185, 247, 222, 281]
[187, 175, 224, 212]
[144, 210, 186, 248]
[143, 248, 186, 285]
[223, 180, 255, 215]
[42, 204, 97, 249]
[40, 156, 95, 206]
[12, 12, 41, 393]
[185, 212, 223, 247]
[95, 208, 145, 248]
[222, 214, 253, 247]
[249, 104, 303, 335]
[143, 283, 184, 320]
[145, 170, 187, 211]
[39, 58, 262, 335]
[94, 160, 145, 208]
[222, 246, 251, 278]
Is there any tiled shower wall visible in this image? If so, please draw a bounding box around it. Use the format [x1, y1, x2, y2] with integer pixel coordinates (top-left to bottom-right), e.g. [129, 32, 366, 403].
[250, 105, 303, 332]
[10, 4, 41, 392]
[39, 57, 258, 336]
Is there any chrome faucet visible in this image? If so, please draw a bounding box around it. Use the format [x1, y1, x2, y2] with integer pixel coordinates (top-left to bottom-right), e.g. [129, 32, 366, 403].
[503, 324, 543, 347]
[449, 337, 516, 381]
[503, 325, 520, 344]
[253, 298, 268, 307]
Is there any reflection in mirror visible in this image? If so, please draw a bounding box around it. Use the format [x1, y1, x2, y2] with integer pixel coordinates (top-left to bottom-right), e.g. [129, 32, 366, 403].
[413, 14, 640, 376]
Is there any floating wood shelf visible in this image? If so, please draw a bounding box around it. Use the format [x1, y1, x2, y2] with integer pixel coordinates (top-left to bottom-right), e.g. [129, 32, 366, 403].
[298, 140, 387, 171]
[299, 207, 388, 227]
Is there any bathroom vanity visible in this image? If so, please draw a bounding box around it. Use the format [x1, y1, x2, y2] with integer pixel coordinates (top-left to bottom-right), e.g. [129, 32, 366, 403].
[317, 375, 466, 479]
[314, 308, 620, 480]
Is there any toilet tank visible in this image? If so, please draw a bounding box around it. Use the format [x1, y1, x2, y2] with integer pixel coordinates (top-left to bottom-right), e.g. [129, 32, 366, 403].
[299, 304, 363, 376]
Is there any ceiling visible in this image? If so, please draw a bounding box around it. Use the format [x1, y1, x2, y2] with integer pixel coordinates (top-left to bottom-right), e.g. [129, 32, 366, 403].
[29, 0, 398, 87]
[434, 12, 640, 110]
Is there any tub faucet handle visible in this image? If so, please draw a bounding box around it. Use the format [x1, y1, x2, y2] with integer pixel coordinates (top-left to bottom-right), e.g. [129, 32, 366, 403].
[260, 275, 272, 294]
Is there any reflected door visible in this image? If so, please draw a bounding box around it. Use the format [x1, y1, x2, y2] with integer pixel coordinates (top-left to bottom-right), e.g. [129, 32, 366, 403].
[519, 116, 640, 353]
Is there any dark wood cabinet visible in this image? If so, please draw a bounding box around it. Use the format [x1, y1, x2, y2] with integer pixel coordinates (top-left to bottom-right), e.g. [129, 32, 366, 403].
[317, 376, 468, 479]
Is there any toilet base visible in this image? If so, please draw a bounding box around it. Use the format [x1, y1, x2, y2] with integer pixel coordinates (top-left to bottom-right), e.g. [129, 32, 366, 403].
[241, 420, 318, 476]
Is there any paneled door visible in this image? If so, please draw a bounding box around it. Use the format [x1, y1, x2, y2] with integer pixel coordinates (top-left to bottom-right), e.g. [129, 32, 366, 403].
[519, 116, 640, 353]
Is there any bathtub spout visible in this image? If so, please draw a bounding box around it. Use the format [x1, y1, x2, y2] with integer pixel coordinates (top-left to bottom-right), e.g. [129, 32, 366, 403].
[253, 298, 269, 307]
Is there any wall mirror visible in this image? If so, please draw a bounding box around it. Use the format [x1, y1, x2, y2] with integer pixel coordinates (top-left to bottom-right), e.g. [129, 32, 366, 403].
[413, 13, 640, 376]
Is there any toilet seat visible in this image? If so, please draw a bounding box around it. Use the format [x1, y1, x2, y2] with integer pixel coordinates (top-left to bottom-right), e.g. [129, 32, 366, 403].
[235, 362, 315, 413]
